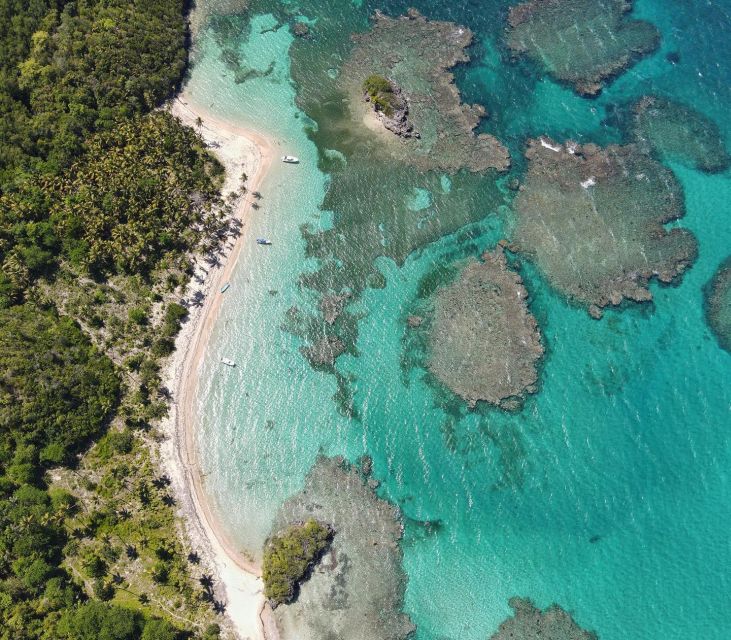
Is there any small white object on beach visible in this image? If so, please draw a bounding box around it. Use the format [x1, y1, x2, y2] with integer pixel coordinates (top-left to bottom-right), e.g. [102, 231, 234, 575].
[580, 177, 596, 189]
[540, 138, 562, 152]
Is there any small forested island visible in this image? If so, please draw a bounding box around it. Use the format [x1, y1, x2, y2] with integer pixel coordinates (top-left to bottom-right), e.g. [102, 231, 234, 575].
[705, 257, 731, 353]
[262, 519, 333, 607]
[362, 74, 418, 138]
[268, 456, 415, 640]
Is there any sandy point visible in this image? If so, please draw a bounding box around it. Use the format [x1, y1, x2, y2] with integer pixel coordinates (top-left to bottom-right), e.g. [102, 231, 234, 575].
[160, 96, 280, 640]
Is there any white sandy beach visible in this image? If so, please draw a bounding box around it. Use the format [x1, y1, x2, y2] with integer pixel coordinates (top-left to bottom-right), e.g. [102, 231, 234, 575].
[160, 97, 279, 640]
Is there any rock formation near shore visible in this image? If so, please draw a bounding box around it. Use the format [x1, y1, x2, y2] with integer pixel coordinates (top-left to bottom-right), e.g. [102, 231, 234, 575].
[489, 598, 598, 640]
[705, 257, 731, 353]
[269, 455, 414, 640]
[342, 10, 510, 172]
[506, 0, 660, 96]
[427, 246, 544, 408]
[511, 137, 697, 317]
[631, 96, 730, 173]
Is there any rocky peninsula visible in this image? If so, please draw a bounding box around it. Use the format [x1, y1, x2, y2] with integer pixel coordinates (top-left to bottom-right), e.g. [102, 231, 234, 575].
[267, 456, 415, 640]
[511, 137, 697, 317]
[506, 0, 660, 96]
[427, 246, 544, 409]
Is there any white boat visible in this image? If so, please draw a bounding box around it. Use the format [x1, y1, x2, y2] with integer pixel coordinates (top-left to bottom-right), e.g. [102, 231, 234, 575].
[220, 282, 231, 293]
[256, 238, 272, 245]
[221, 358, 236, 367]
[281, 155, 299, 164]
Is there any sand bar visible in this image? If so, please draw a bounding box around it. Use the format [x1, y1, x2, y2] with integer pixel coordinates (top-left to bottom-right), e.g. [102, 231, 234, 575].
[161, 96, 279, 640]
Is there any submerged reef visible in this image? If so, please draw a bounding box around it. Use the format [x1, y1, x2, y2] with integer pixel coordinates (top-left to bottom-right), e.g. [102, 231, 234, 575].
[490, 598, 598, 640]
[506, 0, 660, 96]
[342, 10, 510, 172]
[269, 455, 415, 640]
[632, 96, 730, 173]
[705, 257, 731, 353]
[427, 246, 544, 409]
[511, 138, 697, 317]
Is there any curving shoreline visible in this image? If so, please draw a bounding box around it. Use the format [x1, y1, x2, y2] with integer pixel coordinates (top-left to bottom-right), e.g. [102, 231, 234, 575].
[161, 97, 280, 640]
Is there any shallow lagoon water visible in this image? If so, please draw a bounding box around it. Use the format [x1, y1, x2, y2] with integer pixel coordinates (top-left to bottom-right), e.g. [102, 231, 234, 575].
[186, 2, 731, 638]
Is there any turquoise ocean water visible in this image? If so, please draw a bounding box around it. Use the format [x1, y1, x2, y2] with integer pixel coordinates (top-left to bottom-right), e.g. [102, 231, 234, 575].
[185, 1, 731, 638]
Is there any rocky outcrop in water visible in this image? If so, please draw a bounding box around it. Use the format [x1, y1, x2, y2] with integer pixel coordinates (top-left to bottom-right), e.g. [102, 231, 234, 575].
[705, 257, 731, 353]
[490, 598, 598, 640]
[506, 0, 660, 96]
[269, 455, 415, 640]
[632, 96, 730, 173]
[511, 137, 697, 317]
[427, 246, 544, 409]
[342, 10, 510, 172]
[364, 77, 419, 139]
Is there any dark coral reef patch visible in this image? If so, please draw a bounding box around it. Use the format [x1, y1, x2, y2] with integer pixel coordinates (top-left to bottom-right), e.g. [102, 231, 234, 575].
[632, 96, 730, 173]
[490, 598, 598, 640]
[511, 137, 697, 317]
[342, 10, 510, 172]
[704, 257, 731, 353]
[269, 455, 414, 640]
[427, 246, 544, 409]
[506, 0, 660, 96]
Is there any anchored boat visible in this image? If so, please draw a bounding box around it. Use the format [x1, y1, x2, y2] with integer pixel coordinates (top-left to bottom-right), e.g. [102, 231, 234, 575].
[256, 238, 272, 245]
[281, 155, 299, 164]
[221, 358, 236, 367]
[220, 282, 231, 293]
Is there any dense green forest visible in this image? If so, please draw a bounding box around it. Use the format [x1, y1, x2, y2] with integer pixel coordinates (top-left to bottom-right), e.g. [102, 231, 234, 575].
[0, 1, 230, 638]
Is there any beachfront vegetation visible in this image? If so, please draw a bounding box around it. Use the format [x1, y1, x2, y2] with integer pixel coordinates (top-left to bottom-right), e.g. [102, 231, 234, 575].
[363, 73, 398, 117]
[0, 0, 231, 638]
[262, 519, 333, 606]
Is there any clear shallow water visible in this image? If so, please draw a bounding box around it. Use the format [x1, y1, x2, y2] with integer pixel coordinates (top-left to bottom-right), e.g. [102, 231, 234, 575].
[186, 2, 731, 638]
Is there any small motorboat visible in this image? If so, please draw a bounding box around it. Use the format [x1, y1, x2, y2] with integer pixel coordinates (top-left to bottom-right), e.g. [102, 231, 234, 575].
[221, 357, 236, 367]
[256, 238, 272, 245]
[281, 155, 299, 164]
[220, 282, 231, 293]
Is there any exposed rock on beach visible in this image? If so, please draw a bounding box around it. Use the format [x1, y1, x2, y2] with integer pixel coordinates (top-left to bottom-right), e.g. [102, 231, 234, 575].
[269, 455, 415, 640]
[428, 246, 544, 409]
[511, 137, 697, 316]
[705, 257, 731, 353]
[506, 0, 660, 96]
[632, 96, 730, 173]
[342, 10, 510, 172]
[489, 598, 598, 640]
